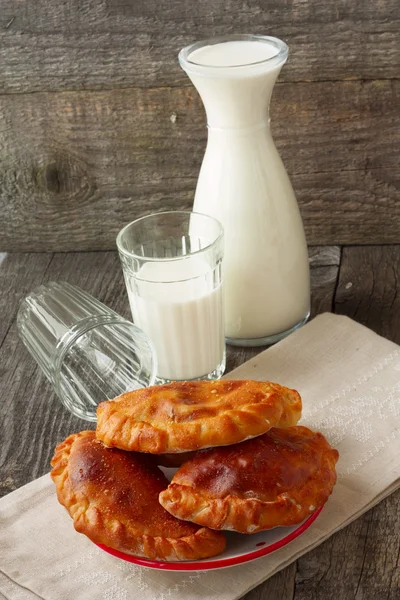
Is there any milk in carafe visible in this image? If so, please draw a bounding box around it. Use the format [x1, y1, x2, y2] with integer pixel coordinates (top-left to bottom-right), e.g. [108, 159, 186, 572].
[179, 36, 310, 344]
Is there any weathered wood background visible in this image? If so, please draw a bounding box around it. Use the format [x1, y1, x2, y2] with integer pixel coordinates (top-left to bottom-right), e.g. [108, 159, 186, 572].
[1, 0, 399, 251]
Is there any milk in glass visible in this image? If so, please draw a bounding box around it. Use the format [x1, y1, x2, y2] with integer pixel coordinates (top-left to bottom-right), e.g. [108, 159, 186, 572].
[125, 258, 224, 381]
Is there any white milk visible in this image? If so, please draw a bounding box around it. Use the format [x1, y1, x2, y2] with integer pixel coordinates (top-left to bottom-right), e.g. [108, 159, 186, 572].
[182, 39, 310, 341]
[125, 258, 225, 381]
[189, 40, 279, 67]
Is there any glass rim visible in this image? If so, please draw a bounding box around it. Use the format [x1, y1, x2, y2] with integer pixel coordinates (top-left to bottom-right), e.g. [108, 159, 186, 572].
[116, 210, 224, 263]
[179, 34, 288, 75]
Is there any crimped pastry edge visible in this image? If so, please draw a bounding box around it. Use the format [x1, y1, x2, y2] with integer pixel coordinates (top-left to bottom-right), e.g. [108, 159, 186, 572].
[158, 432, 339, 534]
[159, 468, 336, 535]
[96, 381, 302, 454]
[50, 431, 226, 561]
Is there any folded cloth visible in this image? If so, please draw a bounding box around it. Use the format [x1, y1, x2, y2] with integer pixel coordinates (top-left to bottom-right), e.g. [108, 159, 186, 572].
[1, 313, 400, 600]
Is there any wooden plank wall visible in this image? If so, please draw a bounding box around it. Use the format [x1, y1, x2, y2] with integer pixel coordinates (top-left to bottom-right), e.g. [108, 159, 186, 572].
[1, 0, 399, 251]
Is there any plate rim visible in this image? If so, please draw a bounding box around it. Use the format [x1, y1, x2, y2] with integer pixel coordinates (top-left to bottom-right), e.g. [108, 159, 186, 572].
[95, 505, 323, 571]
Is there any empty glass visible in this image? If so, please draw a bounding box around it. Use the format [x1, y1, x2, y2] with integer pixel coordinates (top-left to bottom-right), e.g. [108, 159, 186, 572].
[17, 282, 157, 421]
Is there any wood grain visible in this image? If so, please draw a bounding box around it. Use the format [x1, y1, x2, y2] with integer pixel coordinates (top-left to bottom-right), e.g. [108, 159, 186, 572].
[289, 245, 400, 600]
[335, 246, 400, 342]
[0, 253, 56, 497]
[0, 252, 52, 347]
[1, 80, 399, 251]
[0, 0, 398, 93]
[242, 565, 296, 600]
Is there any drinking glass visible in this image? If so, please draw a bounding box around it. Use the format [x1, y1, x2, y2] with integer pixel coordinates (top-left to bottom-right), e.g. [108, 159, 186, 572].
[117, 210, 225, 383]
[17, 282, 157, 421]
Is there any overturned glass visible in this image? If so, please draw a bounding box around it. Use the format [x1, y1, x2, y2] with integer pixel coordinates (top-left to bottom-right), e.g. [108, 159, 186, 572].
[17, 282, 157, 421]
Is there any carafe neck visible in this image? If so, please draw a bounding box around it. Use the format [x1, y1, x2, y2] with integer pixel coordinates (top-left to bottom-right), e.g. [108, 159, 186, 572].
[186, 65, 282, 130]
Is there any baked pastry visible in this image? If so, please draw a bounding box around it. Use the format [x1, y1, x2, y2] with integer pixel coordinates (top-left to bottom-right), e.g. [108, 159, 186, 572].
[96, 380, 302, 453]
[159, 426, 338, 533]
[50, 431, 225, 561]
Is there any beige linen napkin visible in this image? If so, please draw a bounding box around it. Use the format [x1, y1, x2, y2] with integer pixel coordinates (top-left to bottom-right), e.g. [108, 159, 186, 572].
[1, 313, 400, 600]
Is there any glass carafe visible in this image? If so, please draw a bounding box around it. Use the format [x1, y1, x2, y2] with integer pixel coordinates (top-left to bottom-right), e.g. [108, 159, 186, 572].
[179, 34, 310, 346]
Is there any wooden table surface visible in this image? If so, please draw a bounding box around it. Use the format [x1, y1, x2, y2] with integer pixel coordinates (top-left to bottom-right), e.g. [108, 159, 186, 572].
[1, 245, 399, 599]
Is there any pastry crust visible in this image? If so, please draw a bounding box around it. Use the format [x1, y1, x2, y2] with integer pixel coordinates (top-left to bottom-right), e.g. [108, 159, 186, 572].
[50, 431, 225, 560]
[159, 426, 339, 533]
[96, 380, 302, 454]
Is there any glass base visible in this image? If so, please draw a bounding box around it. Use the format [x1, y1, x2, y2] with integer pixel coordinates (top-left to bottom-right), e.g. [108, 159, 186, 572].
[226, 312, 310, 348]
[154, 351, 226, 385]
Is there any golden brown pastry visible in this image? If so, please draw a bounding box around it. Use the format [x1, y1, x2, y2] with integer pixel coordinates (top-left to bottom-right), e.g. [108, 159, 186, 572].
[50, 431, 225, 561]
[96, 380, 302, 453]
[159, 426, 338, 533]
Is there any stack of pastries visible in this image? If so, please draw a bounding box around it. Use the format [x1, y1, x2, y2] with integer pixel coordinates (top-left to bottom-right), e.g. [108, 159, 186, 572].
[51, 380, 339, 561]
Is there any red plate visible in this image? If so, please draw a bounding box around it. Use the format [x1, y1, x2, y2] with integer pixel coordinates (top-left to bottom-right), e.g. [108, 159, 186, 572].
[96, 506, 322, 571]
